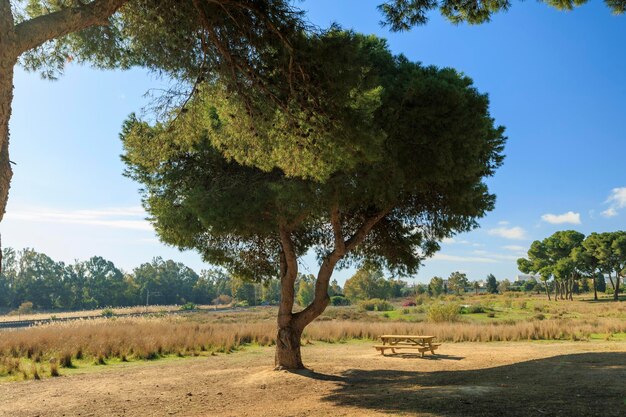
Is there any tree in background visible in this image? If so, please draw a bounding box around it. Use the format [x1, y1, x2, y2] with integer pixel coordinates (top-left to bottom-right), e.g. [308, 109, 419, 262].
[428, 276, 444, 297]
[498, 279, 511, 293]
[344, 268, 390, 302]
[231, 277, 256, 306]
[447, 271, 469, 295]
[296, 275, 315, 307]
[261, 279, 281, 305]
[121, 30, 506, 369]
[518, 230, 585, 301]
[486, 273, 498, 294]
[596, 273, 607, 293]
[328, 279, 343, 297]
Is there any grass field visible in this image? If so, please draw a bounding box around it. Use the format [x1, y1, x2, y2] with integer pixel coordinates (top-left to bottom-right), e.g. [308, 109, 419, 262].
[1, 293, 625, 382]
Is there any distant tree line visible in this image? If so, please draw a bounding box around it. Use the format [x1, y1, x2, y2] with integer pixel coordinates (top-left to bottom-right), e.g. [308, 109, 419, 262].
[518, 231, 626, 301]
[0, 248, 352, 312]
[0, 248, 235, 311]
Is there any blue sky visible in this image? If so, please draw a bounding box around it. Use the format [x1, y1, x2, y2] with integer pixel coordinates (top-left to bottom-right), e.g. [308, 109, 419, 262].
[5, 1, 626, 285]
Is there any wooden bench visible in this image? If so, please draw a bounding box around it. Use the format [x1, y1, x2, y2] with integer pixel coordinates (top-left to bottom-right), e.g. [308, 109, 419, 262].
[375, 335, 441, 357]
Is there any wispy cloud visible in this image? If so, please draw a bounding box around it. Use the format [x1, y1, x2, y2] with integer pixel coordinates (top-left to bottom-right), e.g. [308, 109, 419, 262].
[503, 245, 526, 252]
[602, 187, 626, 217]
[441, 237, 471, 245]
[487, 226, 527, 240]
[6, 206, 152, 231]
[541, 211, 581, 225]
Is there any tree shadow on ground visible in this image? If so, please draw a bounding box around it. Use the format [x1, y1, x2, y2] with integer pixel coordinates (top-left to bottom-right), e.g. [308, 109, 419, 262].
[321, 352, 626, 417]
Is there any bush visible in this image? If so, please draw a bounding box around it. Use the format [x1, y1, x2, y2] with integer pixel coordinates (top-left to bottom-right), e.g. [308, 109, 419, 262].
[427, 303, 460, 322]
[179, 302, 196, 311]
[17, 301, 34, 315]
[487, 312, 496, 318]
[101, 308, 115, 318]
[358, 298, 394, 312]
[460, 304, 485, 314]
[213, 294, 232, 305]
[330, 296, 351, 306]
[402, 299, 416, 307]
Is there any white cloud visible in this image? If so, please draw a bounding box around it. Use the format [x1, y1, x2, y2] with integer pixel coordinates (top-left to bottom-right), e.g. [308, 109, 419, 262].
[541, 211, 581, 225]
[487, 226, 527, 240]
[5, 206, 152, 231]
[498, 220, 510, 226]
[442, 237, 470, 245]
[602, 187, 626, 217]
[503, 245, 526, 252]
[602, 208, 618, 218]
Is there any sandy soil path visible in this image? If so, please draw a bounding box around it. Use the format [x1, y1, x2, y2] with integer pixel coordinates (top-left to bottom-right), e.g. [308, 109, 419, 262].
[0, 341, 624, 417]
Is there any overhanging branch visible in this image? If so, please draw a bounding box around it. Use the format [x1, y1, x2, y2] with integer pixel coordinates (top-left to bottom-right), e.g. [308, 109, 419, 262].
[15, 0, 128, 55]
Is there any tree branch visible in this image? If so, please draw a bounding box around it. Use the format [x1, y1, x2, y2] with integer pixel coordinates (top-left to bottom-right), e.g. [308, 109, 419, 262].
[294, 206, 393, 328]
[14, 0, 128, 55]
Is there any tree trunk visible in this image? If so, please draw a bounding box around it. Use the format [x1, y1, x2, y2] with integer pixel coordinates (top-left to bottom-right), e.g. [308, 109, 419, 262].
[0, 0, 16, 226]
[592, 275, 598, 301]
[614, 273, 621, 302]
[545, 281, 551, 301]
[275, 324, 304, 369]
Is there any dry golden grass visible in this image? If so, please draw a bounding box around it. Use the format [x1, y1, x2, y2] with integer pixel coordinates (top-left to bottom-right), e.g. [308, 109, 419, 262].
[2, 294, 625, 380]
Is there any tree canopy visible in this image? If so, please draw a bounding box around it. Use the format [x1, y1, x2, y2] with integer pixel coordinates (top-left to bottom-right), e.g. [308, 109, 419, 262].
[518, 230, 625, 301]
[121, 30, 506, 368]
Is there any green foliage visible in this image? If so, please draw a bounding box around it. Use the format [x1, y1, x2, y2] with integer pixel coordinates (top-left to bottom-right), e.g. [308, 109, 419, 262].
[120, 31, 506, 285]
[344, 268, 394, 301]
[486, 274, 498, 294]
[427, 303, 460, 322]
[428, 276, 444, 297]
[460, 304, 486, 314]
[330, 296, 351, 306]
[358, 298, 394, 312]
[179, 302, 197, 311]
[296, 275, 315, 307]
[378, 0, 624, 29]
[0, 247, 236, 310]
[498, 279, 512, 293]
[101, 308, 114, 318]
[448, 271, 469, 295]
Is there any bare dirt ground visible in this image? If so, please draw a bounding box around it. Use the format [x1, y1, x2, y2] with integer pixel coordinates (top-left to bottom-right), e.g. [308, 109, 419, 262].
[0, 341, 624, 417]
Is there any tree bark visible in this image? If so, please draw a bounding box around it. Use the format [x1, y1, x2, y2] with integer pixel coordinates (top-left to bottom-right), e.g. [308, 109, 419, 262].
[0, 0, 17, 225]
[275, 226, 302, 369]
[614, 272, 620, 301]
[544, 281, 551, 301]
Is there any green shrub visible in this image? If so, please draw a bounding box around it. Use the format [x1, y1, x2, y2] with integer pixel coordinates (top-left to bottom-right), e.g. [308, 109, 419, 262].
[487, 312, 496, 318]
[330, 296, 351, 306]
[460, 304, 485, 314]
[358, 298, 394, 312]
[179, 302, 196, 311]
[101, 308, 115, 318]
[427, 303, 460, 322]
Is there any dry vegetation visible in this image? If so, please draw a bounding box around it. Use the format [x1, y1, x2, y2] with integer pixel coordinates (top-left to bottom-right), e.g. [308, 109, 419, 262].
[0, 304, 220, 323]
[1, 294, 625, 381]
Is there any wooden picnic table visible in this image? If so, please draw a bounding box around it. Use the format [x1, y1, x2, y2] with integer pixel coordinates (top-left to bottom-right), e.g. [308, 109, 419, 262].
[374, 334, 441, 357]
